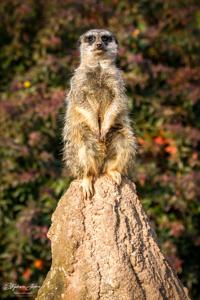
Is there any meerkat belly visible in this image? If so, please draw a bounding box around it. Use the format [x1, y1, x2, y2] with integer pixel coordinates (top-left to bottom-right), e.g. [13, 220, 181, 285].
[86, 84, 114, 121]
[98, 85, 114, 112]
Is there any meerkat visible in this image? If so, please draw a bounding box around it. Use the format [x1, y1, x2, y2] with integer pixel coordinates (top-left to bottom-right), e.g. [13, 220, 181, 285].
[63, 29, 137, 198]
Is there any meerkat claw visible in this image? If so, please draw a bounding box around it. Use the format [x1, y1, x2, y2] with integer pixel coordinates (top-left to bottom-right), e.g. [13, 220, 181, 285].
[81, 177, 94, 199]
[107, 170, 122, 185]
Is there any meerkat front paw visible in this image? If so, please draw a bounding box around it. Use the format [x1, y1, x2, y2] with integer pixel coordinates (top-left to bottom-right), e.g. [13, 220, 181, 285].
[106, 170, 122, 185]
[100, 127, 109, 141]
[81, 177, 94, 199]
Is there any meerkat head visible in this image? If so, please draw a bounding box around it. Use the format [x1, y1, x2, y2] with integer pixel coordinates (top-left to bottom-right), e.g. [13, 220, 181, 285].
[78, 29, 118, 66]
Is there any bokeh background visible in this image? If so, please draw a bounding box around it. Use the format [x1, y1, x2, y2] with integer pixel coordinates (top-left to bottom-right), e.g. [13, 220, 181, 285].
[0, 0, 200, 299]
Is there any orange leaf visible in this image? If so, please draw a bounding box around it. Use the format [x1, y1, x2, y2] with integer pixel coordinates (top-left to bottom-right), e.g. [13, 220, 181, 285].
[165, 145, 177, 155]
[22, 268, 32, 280]
[138, 137, 145, 145]
[154, 136, 166, 145]
[34, 259, 44, 270]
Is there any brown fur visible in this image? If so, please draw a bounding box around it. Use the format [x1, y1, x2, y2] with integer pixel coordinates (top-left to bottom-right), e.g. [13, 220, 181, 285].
[63, 29, 137, 198]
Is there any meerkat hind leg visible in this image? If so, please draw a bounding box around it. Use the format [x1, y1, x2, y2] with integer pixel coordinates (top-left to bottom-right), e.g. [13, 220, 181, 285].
[78, 144, 98, 199]
[103, 139, 124, 186]
[104, 127, 135, 186]
[104, 161, 122, 185]
[107, 169, 122, 185]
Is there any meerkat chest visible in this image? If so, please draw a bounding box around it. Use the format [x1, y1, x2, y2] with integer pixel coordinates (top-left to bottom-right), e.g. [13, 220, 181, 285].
[84, 68, 115, 110]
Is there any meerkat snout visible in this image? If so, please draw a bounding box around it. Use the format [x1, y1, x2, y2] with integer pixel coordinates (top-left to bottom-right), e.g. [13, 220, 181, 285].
[96, 42, 104, 51]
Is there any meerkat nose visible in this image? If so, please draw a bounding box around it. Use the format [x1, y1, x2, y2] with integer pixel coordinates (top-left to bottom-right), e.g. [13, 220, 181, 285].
[96, 43, 103, 49]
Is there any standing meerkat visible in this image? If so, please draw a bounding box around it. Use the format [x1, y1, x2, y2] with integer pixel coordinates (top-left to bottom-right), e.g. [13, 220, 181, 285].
[63, 29, 137, 198]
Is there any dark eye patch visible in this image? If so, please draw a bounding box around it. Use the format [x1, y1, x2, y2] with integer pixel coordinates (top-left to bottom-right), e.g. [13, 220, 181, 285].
[101, 35, 112, 43]
[84, 35, 96, 44]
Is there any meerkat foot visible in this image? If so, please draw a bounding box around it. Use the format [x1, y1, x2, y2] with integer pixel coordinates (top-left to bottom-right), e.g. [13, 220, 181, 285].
[106, 170, 122, 185]
[81, 177, 94, 199]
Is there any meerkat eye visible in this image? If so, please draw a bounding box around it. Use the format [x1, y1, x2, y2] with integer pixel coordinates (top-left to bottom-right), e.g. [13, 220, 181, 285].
[101, 35, 112, 43]
[85, 35, 96, 44]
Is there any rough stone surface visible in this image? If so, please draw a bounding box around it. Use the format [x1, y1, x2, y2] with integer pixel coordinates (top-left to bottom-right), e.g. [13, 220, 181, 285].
[36, 176, 190, 300]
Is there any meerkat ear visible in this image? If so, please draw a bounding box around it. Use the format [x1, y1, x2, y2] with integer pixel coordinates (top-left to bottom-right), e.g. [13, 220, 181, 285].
[77, 37, 81, 48]
[113, 34, 119, 45]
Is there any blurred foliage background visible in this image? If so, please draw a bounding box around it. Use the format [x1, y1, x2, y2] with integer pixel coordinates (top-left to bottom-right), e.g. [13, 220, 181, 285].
[0, 0, 200, 299]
